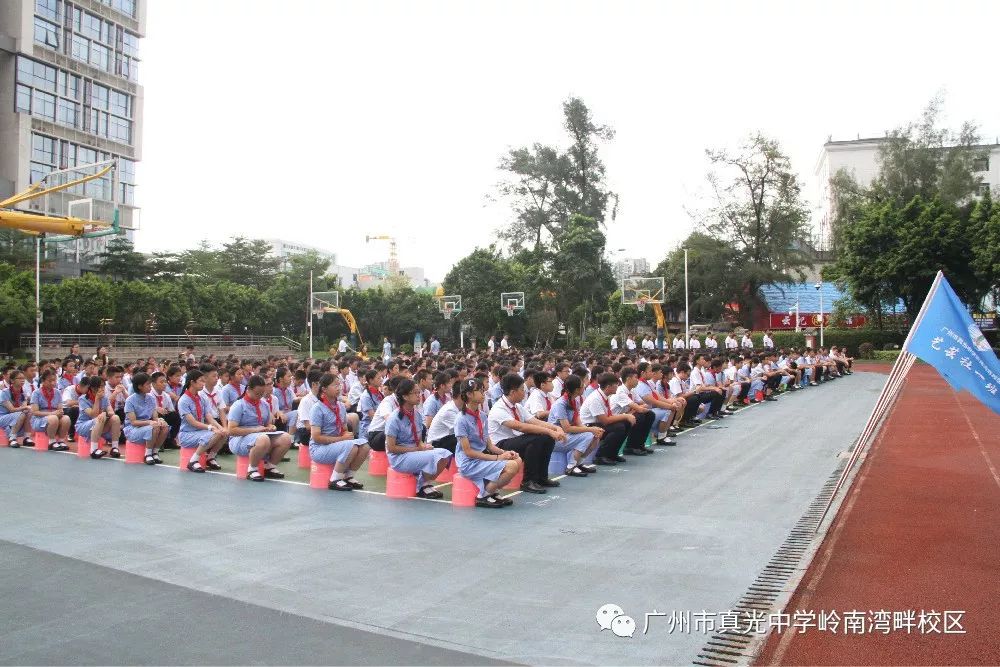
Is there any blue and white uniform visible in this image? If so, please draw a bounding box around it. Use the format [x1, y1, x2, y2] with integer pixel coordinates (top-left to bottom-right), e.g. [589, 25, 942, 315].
[123, 391, 158, 443]
[30, 387, 61, 432]
[226, 397, 272, 456]
[221, 382, 243, 409]
[422, 392, 448, 423]
[454, 407, 506, 496]
[272, 385, 297, 430]
[357, 389, 382, 440]
[0, 386, 29, 438]
[76, 392, 111, 441]
[178, 391, 214, 448]
[385, 407, 451, 488]
[546, 395, 592, 458]
[308, 399, 367, 464]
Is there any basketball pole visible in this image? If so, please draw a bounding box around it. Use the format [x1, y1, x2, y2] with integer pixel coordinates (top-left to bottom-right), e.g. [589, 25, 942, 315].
[35, 236, 41, 363]
[308, 270, 313, 359]
[684, 248, 689, 349]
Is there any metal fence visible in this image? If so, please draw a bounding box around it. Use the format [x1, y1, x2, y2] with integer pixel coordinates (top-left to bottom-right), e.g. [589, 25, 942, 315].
[19, 333, 302, 352]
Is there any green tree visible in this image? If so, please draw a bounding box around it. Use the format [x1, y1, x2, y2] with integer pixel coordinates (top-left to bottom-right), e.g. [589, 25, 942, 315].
[550, 214, 614, 342]
[0, 263, 35, 349]
[703, 134, 811, 326]
[653, 232, 743, 323]
[47, 274, 115, 331]
[96, 235, 145, 281]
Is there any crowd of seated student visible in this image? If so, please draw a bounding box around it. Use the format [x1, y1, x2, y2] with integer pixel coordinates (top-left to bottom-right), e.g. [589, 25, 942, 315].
[0, 341, 854, 506]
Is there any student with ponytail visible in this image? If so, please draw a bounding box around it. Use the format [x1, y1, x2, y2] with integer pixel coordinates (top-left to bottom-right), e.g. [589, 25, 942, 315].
[357, 368, 383, 441]
[546, 374, 601, 476]
[309, 373, 370, 491]
[177, 369, 227, 472]
[0, 370, 32, 447]
[421, 371, 451, 430]
[272, 367, 299, 439]
[227, 375, 293, 481]
[221, 367, 244, 408]
[384, 378, 453, 499]
[123, 372, 169, 464]
[30, 369, 71, 450]
[454, 377, 520, 508]
[76, 375, 122, 458]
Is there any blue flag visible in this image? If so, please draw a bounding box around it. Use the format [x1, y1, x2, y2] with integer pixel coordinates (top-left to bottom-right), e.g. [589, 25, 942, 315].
[906, 272, 1000, 415]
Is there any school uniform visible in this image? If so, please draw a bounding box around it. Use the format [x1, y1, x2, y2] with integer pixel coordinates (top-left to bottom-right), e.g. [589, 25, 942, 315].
[152, 388, 181, 445]
[178, 391, 215, 448]
[61, 384, 86, 437]
[762, 335, 774, 350]
[226, 397, 272, 456]
[741, 336, 753, 349]
[430, 340, 441, 354]
[123, 391, 158, 444]
[426, 398, 461, 453]
[668, 375, 706, 421]
[673, 337, 685, 350]
[546, 395, 592, 465]
[454, 408, 506, 497]
[357, 388, 383, 441]
[308, 399, 367, 464]
[422, 392, 448, 423]
[582, 381, 600, 400]
[611, 384, 656, 452]
[487, 397, 555, 484]
[580, 389, 629, 462]
[57, 372, 75, 393]
[30, 386, 63, 433]
[366, 393, 398, 452]
[725, 336, 738, 350]
[382, 341, 392, 361]
[486, 381, 503, 408]
[0, 387, 29, 439]
[199, 386, 225, 421]
[385, 407, 451, 489]
[634, 380, 672, 434]
[346, 381, 365, 411]
[272, 385, 297, 433]
[296, 392, 318, 443]
[527, 387, 552, 418]
[76, 392, 111, 441]
[221, 382, 243, 409]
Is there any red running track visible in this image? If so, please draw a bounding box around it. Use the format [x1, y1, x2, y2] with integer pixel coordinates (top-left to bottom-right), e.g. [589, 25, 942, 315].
[757, 364, 1000, 665]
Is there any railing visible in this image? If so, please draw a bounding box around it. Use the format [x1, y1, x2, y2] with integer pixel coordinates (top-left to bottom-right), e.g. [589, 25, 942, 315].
[19, 333, 302, 352]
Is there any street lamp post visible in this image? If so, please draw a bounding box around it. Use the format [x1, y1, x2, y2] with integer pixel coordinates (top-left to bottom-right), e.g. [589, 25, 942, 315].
[795, 286, 801, 333]
[684, 248, 689, 349]
[308, 270, 313, 359]
[815, 282, 824, 347]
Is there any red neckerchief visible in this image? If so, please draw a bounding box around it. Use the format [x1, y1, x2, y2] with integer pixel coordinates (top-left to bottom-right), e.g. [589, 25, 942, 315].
[169, 382, 182, 396]
[321, 396, 344, 434]
[264, 393, 275, 412]
[589, 381, 599, 391]
[154, 391, 164, 407]
[502, 397, 522, 424]
[62, 371, 74, 382]
[367, 387, 383, 401]
[185, 390, 203, 421]
[204, 389, 219, 408]
[598, 391, 611, 415]
[645, 379, 660, 399]
[277, 387, 289, 411]
[341, 377, 349, 395]
[41, 384, 56, 408]
[562, 393, 579, 425]
[85, 389, 97, 404]
[401, 406, 420, 443]
[543, 392, 551, 410]
[229, 380, 241, 395]
[243, 394, 264, 425]
[10, 384, 23, 406]
[464, 408, 484, 442]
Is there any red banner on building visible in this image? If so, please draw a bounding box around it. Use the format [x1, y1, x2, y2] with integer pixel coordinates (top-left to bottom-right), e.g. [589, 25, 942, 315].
[768, 313, 867, 329]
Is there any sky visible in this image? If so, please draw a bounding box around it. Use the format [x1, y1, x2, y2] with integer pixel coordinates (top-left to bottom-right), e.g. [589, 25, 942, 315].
[136, 0, 1000, 283]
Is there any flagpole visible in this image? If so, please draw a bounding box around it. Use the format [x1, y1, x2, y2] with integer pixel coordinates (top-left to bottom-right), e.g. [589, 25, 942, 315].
[815, 271, 944, 532]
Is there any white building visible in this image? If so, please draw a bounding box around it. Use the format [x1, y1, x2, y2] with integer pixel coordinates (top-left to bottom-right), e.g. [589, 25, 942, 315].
[813, 137, 1000, 249]
[614, 257, 650, 281]
[265, 238, 337, 272]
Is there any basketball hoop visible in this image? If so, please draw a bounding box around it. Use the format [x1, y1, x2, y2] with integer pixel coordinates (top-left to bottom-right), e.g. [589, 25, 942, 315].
[637, 298, 648, 312]
[505, 304, 514, 318]
[443, 305, 453, 320]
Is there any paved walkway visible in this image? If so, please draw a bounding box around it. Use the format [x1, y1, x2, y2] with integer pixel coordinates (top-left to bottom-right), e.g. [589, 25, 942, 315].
[0, 372, 886, 665]
[756, 364, 1000, 665]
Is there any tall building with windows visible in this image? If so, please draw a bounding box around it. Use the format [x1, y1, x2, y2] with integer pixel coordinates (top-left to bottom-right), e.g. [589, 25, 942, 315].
[0, 0, 144, 262]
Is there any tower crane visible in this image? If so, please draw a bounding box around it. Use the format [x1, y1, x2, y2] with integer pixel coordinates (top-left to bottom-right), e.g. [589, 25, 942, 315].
[365, 234, 400, 277]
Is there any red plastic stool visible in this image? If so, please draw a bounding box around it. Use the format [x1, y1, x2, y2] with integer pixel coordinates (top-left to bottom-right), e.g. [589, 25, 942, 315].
[386, 467, 417, 498]
[755, 390, 764, 402]
[76, 434, 91, 459]
[179, 448, 208, 471]
[309, 462, 334, 489]
[436, 457, 457, 483]
[297, 443, 311, 469]
[235, 455, 267, 479]
[451, 473, 479, 507]
[503, 467, 523, 491]
[32, 432, 50, 451]
[124, 441, 145, 464]
[0, 431, 9, 447]
[368, 450, 388, 476]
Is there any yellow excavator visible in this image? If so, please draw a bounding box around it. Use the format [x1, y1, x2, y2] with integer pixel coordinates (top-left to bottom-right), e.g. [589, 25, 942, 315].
[0, 162, 117, 237]
[320, 306, 368, 360]
[652, 302, 666, 348]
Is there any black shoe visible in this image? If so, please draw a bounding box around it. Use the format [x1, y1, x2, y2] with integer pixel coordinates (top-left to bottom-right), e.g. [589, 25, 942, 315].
[579, 464, 598, 473]
[595, 457, 617, 466]
[565, 466, 588, 477]
[538, 477, 560, 487]
[519, 480, 547, 494]
[90, 449, 106, 459]
[328, 479, 353, 491]
[416, 485, 443, 499]
[624, 448, 647, 456]
[10, 441, 20, 448]
[263, 468, 285, 479]
[151, 454, 163, 464]
[765, 396, 778, 402]
[614, 455, 627, 463]
[186, 460, 205, 473]
[475, 495, 506, 508]
[491, 493, 514, 506]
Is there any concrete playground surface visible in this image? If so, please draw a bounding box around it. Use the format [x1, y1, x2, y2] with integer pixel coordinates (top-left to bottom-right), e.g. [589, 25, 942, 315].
[0, 372, 887, 665]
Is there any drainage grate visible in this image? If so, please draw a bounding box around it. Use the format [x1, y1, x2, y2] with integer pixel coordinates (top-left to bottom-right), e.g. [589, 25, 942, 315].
[692, 460, 847, 666]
